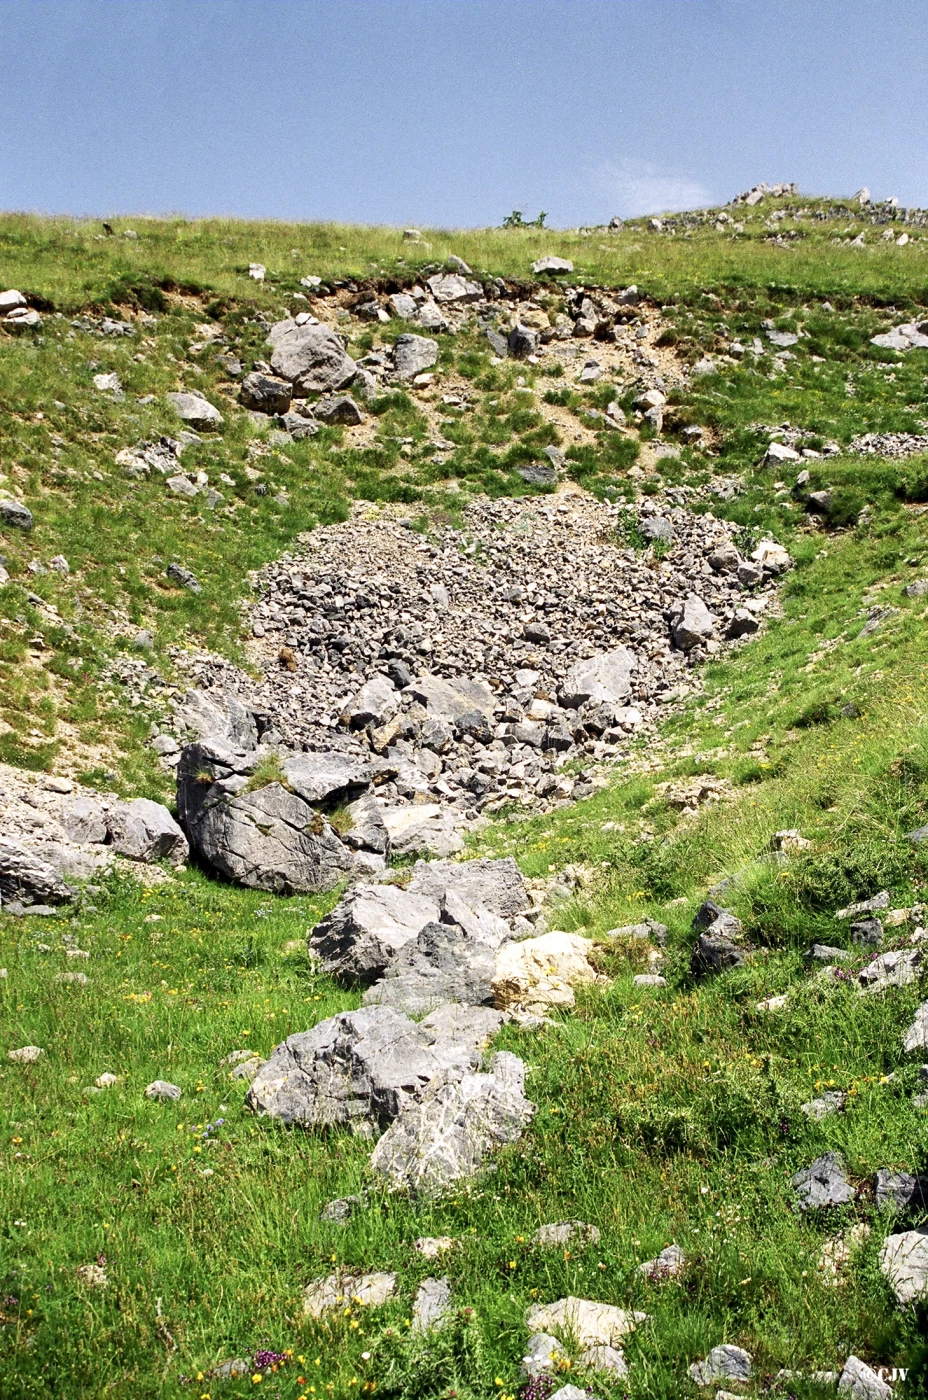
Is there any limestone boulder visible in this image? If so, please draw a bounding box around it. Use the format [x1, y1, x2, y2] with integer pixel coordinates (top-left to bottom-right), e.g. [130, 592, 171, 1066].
[267, 321, 358, 394]
[370, 1050, 534, 1194]
[492, 931, 599, 1013]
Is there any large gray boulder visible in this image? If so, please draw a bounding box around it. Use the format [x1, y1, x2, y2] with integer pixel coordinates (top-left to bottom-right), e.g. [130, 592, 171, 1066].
[165, 392, 223, 430]
[340, 793, 390, 857]
[0, 841, 74, 905]
[425, 274, 482, 304]
[108, 798, 189, 867]
[246, 1003, 504, 1130]
[381, 804, 465, 858]
[392, 334, 439, 381]
[369, 1050, 535, 1194]
[267, 321, 357, 394]
[176, 741, 355, 894]
[411, 674, 495, 722]
[309, 882, 440, 983]
[363, 921, 498, 1015]
[560, 648, 636, 709]
[408, 856, 531, 920]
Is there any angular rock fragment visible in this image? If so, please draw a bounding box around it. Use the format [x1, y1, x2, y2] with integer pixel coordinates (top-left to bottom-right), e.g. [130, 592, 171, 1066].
[246, 1003, 501, 1131]
[0, 842, 74, 905]
[411, 1276, 451, 1333]
[369, 1051, 534, 1194]
[267, 321, 358, 394]
[879, 1228, 928, 1305]
[792, 1152, 856, 1209]
[688, 1345, 752, 1387]
[525, 1296, 647, 1347]
[363, 921, 497, 1015]
[492, 931, 599, 1013]
[303, 1271, 396, 1317]
[838, 1355, 895, 1399]
[309, 884, 440, 984]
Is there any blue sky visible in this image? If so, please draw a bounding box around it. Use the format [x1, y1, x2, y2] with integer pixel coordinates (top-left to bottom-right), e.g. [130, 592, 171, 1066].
[3, 0, 928, 227]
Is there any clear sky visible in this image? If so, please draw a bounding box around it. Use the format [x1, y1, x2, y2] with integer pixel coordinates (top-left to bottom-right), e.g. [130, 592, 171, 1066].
[4, 0, 928, 228]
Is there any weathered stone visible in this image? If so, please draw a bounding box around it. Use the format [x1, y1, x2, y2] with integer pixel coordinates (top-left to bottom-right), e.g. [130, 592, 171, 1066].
[363, 922, 497, 1014]
[8, 1046, 43, 1064]
[639, 1243, 685, 1279]
[690, 932, 744, 976]
[903, 1000, 928, 1053]
[859, 949, 922, 991]
[411, 1276, 451, 1333]
[176, 742, 355, 895]
[521, 1333, 564, 1378]
[792, 1152, 856, 1209]
[578, 1344, 628, 1377]
[560, 648, 636, 709]
[411, 673, 495, 722]
[673, 595, 716, 650]
[525, 1296, 646, 1347]
[388, 293, 418, 320]
[838, 1356, 894, 1399]
[415, 1235, 456, 1259]
[879, 1228, 928, 1305]
[345, 674, 398, 729]
[380, 804, 465, 857]
[393, 334, 439, 381]
[508, 324, 539, 359]
[239, 372, 292, 414]
[533, 257, 574, 274]
[0, 842, 73, 906]
[303, 1271, 396, 1317]
[314, 395, 364, 426]
[340, 793, 390, 856]
[246, 1003, 500, 1130]
[309, 883, 440, 984]
[408, 856, 531, 920]
[267, 321, 358, 394]
[369, 1051, 534, 1194]
[145, 1080, 181, 1101]
[0, 499, 33, 530]
[875, 1168, 928, 1213]
[108, 798, 189, 866]
[688, 1345, 752, 1387]
[165, 392, 223, 430]
[492, 931, 599, 1013]
[282, 750, 372, 804]
[532, 1221, 601, 1248]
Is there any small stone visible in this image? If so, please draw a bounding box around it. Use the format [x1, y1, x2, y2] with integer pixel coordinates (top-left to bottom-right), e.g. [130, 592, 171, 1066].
[532, 1220, 601, 1248]
[414, 1236, 456, 1259]
[0, 500, 33, 531]
[302, 1270, 396, 1317]
[8, 1046, 43, 1064]
[411, 1276, 451, 1333]
[800, 1090, 846, 1121]
[95, 1072, 118, 1088]
[639, 1243, 685, 1279]
[838, 1355, 894, 1399]
[688, 1345, 752, 1387]
[145, 1080, 182, 1101]
[76, 1263, 108, 1288]
[879, 1227, 928, 1305]
[532, 257, 574, 274]
[791, 1152, 855, 1209]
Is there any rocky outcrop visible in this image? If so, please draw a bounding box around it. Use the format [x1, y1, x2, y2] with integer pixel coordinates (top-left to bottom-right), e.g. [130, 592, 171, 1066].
[309, 883, 442, 984]
[267, 320, 358, 394]
[0, 841, 74, 906]
[246, 1003, 504, 1130]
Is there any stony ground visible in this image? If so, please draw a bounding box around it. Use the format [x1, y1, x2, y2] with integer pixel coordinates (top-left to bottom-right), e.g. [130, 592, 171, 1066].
[2, 191, 928, 1400]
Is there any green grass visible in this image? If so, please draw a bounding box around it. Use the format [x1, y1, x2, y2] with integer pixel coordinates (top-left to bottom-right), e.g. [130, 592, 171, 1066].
[2, 200, 928, 1399]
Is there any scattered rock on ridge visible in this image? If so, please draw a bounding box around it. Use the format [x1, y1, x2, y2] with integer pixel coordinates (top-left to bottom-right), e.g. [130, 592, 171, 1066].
[165, 392, 223, 430]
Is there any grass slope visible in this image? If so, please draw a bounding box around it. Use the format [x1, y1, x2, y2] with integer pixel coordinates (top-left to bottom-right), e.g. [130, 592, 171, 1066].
[2, 198, 928, 1399]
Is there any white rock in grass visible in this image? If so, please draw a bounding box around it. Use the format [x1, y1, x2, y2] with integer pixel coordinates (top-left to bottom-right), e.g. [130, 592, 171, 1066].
[879, 1227, 928, 1305]
[302, 1270, 396, 1316]
[414, 1236, 456, 1259]
[688, 1345, 752, 1387]
[95, 1073, 118, 1089]
[838, 1355, 894, 1399]
[8, 1046, 43, 1064]
[492, 931, 600, 1014]
[76, 1263, 108, 1288]
[903, 1000, 928, 1053]
[145, 1080, 181, 1101]
[525, 1296, 647, 1347]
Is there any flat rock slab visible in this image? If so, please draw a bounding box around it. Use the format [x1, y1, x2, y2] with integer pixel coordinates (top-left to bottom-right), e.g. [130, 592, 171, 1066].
[145, 1080, 181, 1100]
[246, 1003, 502, 1130]
[369, 1050, 534, 1195]
[525, 1296, 647, 1347]
[879, 1227, 928, 1304]
[560, 648, 636, 709]
[688, 1345, 752, 1386]
[408, 856, 531, 920]
[0, 842, 74, 905]
[411, 674, 496, 722]
[875, 1168, 928, 1213]
[792, 1152, 856, 1209]
[903, 999, 928, 1053]
[380, 804, 465, 858]
[282, 750, 372, 803]
[639, 1243, 685, 1279]
[532, 1221, 601, 1248]
[411, 1276, 451, 1333]
[303, 1271, 396, 1317]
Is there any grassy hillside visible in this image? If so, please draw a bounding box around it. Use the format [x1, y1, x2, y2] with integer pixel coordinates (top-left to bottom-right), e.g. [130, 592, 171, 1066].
[2, 196, 928, 1399]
